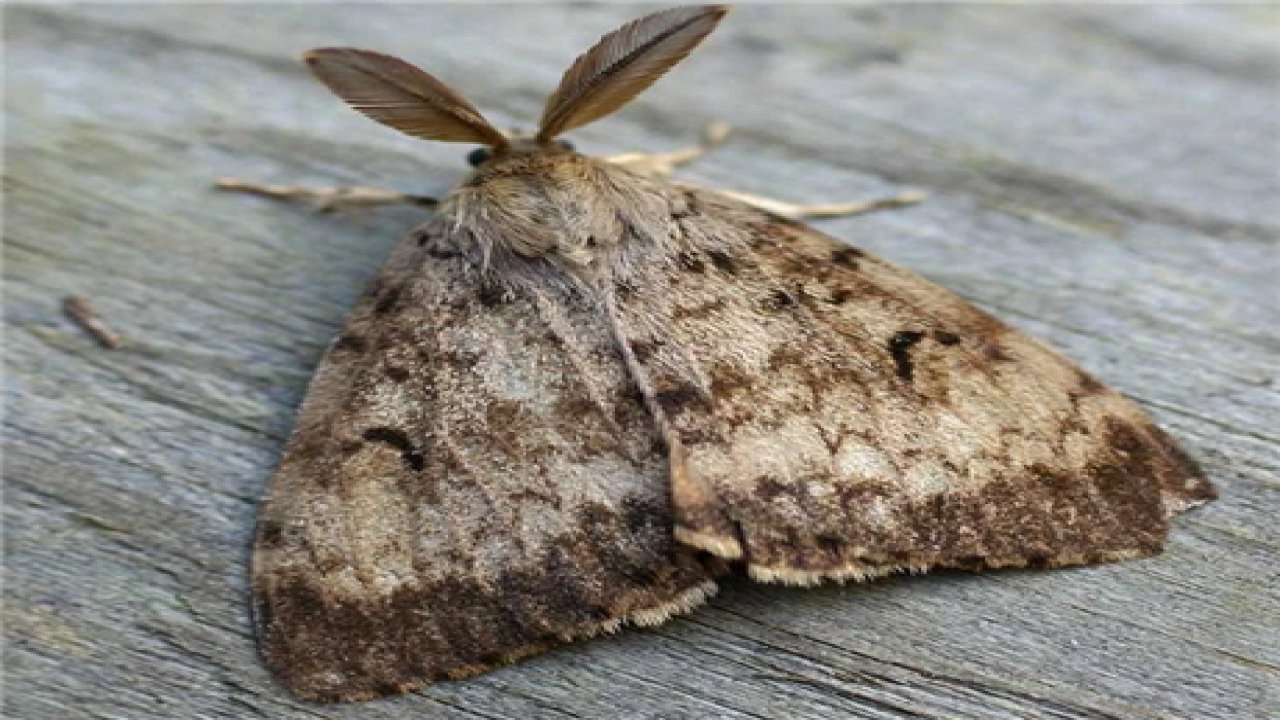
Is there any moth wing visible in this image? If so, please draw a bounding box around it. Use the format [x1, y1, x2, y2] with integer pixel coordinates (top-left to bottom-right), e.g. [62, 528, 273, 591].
[616, 188, 1214, 584]
[252, 221, 716, 701]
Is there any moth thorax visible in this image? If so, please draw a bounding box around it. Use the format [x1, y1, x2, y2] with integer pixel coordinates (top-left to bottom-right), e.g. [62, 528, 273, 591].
[453, 164, 629, 267]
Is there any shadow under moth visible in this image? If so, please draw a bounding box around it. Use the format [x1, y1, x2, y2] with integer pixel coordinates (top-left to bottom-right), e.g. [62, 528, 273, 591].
[237, 5, 1216, 702]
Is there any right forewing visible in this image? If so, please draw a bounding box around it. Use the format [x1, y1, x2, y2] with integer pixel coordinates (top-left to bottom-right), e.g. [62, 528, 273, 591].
[611, 187, 1213, 585]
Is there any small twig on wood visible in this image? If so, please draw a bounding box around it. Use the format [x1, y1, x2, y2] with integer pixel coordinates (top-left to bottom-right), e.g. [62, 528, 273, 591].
[63, 295, 122, 348]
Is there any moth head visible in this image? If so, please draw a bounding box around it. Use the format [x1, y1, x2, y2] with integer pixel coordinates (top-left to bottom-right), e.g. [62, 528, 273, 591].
[467, 137, 575, 169]
[303, 5, 728, 163]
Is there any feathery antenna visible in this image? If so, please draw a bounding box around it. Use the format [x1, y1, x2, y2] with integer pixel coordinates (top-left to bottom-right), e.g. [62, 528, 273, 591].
[306, 48, 508, 148]
[537, 6, 729, 142]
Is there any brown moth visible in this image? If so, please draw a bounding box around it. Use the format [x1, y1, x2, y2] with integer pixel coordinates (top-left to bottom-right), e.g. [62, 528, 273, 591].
[244, 5, 1215, 702]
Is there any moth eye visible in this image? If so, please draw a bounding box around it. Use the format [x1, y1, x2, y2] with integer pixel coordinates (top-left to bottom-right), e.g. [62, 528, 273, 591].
[556, 139, 575, 152]
[467, 147, 492, 167]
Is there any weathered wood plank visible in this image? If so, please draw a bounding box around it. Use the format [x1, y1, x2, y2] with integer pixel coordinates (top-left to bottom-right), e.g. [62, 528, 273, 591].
[5, 4, 1277, 719]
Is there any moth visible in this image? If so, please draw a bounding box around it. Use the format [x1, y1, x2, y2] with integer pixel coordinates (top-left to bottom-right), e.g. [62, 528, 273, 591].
[235, 5, 1215, 703]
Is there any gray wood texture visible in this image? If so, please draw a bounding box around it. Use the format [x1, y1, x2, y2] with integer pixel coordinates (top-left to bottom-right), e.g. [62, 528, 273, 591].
[5, 3, 1278, 718]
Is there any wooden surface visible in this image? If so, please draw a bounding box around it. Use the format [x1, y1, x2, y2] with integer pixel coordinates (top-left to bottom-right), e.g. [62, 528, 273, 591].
[5, 4, 1278, 718]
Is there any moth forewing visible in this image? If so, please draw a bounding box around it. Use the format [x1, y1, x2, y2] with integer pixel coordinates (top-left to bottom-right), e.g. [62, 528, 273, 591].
[606, 189, 1215, 585]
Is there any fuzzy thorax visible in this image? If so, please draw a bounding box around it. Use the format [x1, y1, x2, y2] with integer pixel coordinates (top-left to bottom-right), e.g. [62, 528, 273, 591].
[442, 150, 678, 273]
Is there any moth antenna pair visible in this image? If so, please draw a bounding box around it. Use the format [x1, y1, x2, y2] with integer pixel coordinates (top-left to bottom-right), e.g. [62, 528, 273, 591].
[306, 5, 729, 151]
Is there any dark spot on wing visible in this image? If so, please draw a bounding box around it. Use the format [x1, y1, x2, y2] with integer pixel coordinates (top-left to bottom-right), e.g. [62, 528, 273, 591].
[362, 426, 426, 472]
[888, 330, 926, 381]
[755, 476, 788, 502]
[530, 209, 554, 227]
[678, 253, 706, 273]
[620, 384, 647, 405]
[768, 289, 797, 310]
[384, 365, 412, 383]
[767, 345, 806, 371]
[1029, 463, 1066, 488]
[933, 330, 962, 346]
[404, 451, 426, 472]
[754, 210, 804, 229]
[257, 519, 284, 548]
[437, 348, 479, 371]
[426, 247, 462, 259]
[709, 364, 754, 397]
[621, 495, 664, 535]
[484, 400, 527, 456]
[678, 189, 701, 218]
[1076, 369, 1107, 395]
[830, 247, 863, 269]
[814, 535, 844, 560]
[655, 382, 704, 414]
[478, 283, 506, 307]
[707, 250, 736, 274]
[551, 396, 600, 423]
[981, 340, 1014, 363]
[827, 288, 852, 305]
[673, 298, 726, 320]
[374, 285, 402, 315]
[629, 339, 658, 362]
[333, 334, 366, 352]
[510, 487, 563, 511]
[539, 326, 567, 347]
[745, 220, 786, 246]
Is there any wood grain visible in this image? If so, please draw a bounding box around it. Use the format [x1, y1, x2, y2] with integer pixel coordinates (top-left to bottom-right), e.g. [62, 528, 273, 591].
[5, 4, 1277, 719]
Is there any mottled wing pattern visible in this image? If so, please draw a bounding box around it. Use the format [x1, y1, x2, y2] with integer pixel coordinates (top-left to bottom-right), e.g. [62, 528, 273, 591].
[615, 187, 1214, 585]
[252, 219, 716, 701]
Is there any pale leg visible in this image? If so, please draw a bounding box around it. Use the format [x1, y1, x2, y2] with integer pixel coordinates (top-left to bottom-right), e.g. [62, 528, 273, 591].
[214, 178, 437, 212]
[606, 123, 925, 219]
[707, 188, 925, 220]
[606, 122, 732, 179]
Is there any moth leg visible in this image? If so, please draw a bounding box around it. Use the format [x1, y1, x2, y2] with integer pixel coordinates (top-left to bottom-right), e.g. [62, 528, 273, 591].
[708, 188, 926, 219]
[606, 122, 731, 179]
[214, 178, 437, 212]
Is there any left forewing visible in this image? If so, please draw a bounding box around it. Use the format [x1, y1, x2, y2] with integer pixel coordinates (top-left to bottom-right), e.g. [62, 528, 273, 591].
[613, 187, 1214, 585]
[253, 217, 717, 701]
